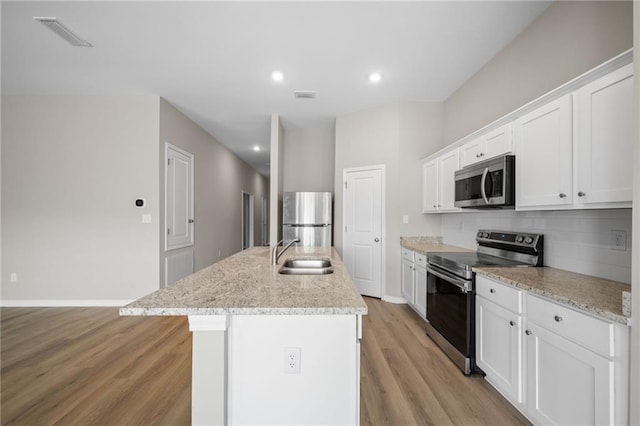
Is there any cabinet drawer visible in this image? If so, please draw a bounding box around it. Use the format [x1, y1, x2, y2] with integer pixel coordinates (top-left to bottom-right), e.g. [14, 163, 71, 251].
[402, 248, 414, 262]
[415, 253, 427, 268]
[476, 275, 522, 313]
[526, 295, 614, 358]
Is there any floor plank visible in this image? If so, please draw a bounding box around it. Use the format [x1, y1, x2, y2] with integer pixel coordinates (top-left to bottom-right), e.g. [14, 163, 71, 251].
[1, 299, 529, 425]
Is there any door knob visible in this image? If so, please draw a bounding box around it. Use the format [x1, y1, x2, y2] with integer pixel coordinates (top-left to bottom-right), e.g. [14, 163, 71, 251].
[374, 238, 380, 242]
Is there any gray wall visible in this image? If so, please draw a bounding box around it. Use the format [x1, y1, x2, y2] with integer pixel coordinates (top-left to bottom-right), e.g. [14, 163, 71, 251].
[334, 102, 444, 300]
[1, 96, 161, 302]
[159, 99, 269, 285]
[0, 95, 269, 302]
[443, 0, 633, 144]
[283, 128, 335, 193]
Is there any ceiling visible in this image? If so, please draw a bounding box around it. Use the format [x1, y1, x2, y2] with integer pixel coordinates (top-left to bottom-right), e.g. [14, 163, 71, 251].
[1, 1, 552, 176]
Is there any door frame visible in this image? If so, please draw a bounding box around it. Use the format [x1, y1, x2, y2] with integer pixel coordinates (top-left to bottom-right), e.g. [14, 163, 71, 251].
[165, 142, 194, 251]
[342, 164, 386, 298]
[241, 191, 254, 250]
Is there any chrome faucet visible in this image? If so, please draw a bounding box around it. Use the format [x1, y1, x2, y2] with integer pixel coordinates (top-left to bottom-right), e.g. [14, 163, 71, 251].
[272, 238, 300, 265]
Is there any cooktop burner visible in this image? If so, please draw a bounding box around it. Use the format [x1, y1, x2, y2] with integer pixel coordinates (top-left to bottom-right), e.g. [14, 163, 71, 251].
[427, 252, 530, 280]
[426, 230, 544, 280]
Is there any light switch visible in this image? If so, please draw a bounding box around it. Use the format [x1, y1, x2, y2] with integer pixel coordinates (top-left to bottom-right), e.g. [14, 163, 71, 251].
[402, 215, 409, 224]
[142, 214, 152, 224]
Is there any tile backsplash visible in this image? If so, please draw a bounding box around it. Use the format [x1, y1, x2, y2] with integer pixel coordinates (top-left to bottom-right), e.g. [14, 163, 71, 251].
[441, 209, 632, 284]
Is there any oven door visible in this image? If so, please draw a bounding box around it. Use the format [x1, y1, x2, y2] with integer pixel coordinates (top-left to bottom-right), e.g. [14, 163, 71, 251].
[426, 264, 474, 357]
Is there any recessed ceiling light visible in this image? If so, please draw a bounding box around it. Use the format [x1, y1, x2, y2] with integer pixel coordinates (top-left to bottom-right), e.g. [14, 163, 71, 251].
[253, 145, 261, 152]
[271, 71, 284, 82]
[369, 73, 382, 83]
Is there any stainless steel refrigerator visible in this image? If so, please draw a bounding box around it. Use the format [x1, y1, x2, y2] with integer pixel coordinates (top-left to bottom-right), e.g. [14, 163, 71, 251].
[282, 192, 332, 247]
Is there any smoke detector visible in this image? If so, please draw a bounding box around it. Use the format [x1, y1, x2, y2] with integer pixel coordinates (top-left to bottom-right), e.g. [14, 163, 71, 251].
[33, 17, 93, 47]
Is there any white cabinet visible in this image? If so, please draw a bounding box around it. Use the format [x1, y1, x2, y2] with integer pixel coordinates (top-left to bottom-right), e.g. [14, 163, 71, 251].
[422, 149, 460, 213]
[400, 248, 427, 319]
[525, 321, 613, 426]
[515, 65, 634, 210]
[475, 277, 523, 404]
[422, 160, 439, 213]
[577, 63, 634, 207]
[476, 275, 630, 426]
[460, 123, 513, 168]
[414, 264, 427, 318]
[515, 94, 574, 209]
[401, 259, 414, 304]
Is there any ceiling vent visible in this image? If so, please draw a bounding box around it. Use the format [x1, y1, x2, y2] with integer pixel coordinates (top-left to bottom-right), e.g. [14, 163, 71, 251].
[294, 91, 316, 99]
[33, 17, 93, 47]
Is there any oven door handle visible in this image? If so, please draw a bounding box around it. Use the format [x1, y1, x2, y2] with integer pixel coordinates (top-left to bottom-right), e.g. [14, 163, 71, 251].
[480, 167, 491, 205]
[426, 266, 472, 292]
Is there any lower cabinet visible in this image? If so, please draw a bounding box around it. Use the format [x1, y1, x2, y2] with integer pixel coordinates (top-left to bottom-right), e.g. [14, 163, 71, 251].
[401, 248, 427, 319]
[476, 296, 523, 404]
[401, 258, 414, 304]
[525, 322, 613, 425]
[476, 275, 629, 425]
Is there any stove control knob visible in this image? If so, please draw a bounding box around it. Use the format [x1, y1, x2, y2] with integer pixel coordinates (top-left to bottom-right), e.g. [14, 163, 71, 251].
[483, 232, 490, 238]
[477, 232, 483, 238]
[516, 236, 524, 243]
[525, 236, 534, 244]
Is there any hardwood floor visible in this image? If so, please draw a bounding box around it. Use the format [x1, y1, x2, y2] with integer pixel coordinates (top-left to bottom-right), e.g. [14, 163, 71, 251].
[1, 299, 529, 425]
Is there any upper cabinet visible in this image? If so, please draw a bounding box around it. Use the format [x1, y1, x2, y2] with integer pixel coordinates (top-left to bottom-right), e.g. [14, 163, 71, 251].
[460, 123, 513, 168]
[422, 149, 460, 213]
[576, 63, 634, 207]
[515, 64, 633, 210]
[515, 95, 574, 209]
[421, 50, 632, 214]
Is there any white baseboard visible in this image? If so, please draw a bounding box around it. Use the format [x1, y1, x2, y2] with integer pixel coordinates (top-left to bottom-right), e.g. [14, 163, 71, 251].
[0, 299, 134, 307]
[382, 295, 407, 304]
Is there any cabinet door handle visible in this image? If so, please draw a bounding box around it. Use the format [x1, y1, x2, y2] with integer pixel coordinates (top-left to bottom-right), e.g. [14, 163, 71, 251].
[559, 193, 566, 198]
[554, 315, 563, 322]
[490, 288, 496, 294]
[525, 330, 532, 335]
[374, 237, 380, 242]
[509, 320, 516, 327]
[577, 192, 586, 197]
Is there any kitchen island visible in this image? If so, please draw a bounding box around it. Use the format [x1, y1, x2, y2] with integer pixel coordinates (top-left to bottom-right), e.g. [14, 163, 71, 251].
[121, 246, 367, 425]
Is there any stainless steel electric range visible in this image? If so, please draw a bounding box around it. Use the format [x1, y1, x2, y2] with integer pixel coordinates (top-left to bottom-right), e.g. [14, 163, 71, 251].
[425, 230, 543, 375]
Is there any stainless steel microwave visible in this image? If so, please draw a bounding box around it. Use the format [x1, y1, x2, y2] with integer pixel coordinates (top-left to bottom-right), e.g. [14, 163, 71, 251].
[454, 155, 515, 208]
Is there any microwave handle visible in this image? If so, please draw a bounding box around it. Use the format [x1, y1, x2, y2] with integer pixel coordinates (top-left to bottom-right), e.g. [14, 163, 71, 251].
[480, 167, 491, 205]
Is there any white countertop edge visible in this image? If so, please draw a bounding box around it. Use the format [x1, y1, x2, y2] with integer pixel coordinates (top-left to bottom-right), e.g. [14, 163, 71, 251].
[119, 307, 368, 316]
[473, 269, 630, 326]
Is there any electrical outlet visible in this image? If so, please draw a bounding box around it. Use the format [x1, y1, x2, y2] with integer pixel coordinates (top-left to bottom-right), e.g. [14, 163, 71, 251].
[283, 347, 301, 374]
[10, 273, 17, 283]
[218, 250, 222, 258]
[611, 230, 627, 251]
[141, 214, 152, 223]
[402, 215, 409, 224]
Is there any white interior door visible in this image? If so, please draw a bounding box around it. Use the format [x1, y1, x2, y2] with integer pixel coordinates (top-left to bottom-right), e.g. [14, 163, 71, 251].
[166, 143, 194, 250]
[343, 166, 384, 298]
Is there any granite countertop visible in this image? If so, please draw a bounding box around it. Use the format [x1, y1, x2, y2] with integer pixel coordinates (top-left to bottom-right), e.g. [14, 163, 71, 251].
[400, 236, 472, 254]
[475, 267, 631, 325]
[120, 246, 368, 316]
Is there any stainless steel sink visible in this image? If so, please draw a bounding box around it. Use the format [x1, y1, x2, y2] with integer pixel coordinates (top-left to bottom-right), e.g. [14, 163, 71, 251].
[278, 257, 334, 275]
